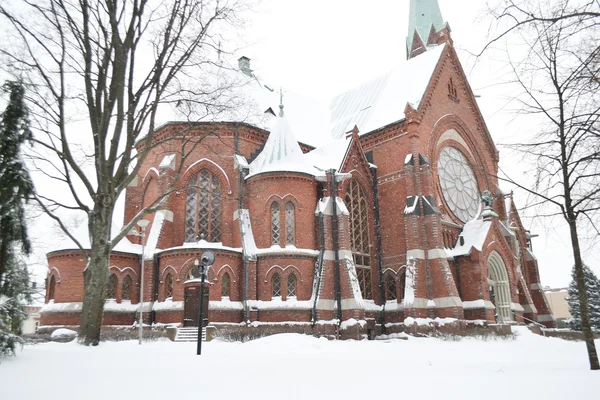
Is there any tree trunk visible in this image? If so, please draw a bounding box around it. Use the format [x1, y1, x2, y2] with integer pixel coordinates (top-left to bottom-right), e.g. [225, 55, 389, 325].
[567, 216, 600, 370]
[79, 201, 113, 346]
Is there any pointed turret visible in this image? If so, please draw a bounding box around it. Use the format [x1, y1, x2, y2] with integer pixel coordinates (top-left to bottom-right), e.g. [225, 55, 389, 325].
[247, 96, 316, 178]
[406, 0, 450, 60]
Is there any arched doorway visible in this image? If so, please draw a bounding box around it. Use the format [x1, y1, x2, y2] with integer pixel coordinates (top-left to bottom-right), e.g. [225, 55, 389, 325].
[487, 251, 512, 323]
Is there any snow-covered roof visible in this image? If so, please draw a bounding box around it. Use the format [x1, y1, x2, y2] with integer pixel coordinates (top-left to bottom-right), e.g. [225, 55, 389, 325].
[329, 43, 446, 138]
[50, 220, 142, 254]
[247, 111, 321, 178]
[304, 138, 351, 171]
[449, 219, 491, 257]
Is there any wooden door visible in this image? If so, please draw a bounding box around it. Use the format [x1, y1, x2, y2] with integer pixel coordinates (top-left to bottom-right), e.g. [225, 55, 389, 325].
[183, 286, 200, 327]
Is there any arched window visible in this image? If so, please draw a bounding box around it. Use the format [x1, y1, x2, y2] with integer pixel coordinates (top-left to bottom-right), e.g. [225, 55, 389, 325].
[271, 202, 281, 246]
[48, 275, 56, 301]
[122, 275, 133, 301]
[285, 202, 295, 246]
[272, 273, 281, 297]
[106, 274, 118, 299]
[185, 169, 222, 242]
[345, 179, 372, 299]
[385, 274, 397, 301]
[221, 272, 231, 298]
[287, 274, 297, 298]
[165, 273, 174, 299]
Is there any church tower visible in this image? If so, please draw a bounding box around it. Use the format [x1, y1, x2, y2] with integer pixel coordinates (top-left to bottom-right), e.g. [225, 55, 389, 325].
[406, 0, 451, 59]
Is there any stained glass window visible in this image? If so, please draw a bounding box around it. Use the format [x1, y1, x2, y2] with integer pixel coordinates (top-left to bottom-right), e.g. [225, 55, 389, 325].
[271, 202, 281, 246]
[221, 273, 231, 297]
[106, 274, 118, 299]
[287, 274, 297, 298]
[385, 274, 397, 300]
[438, 146, 479, 223]
[185, 169, 222, 242]
[285, 202, 295, 246]
[48, 275, 56, 300]
[122, 275, 133, 300]
[345, 179, 372, 299]
[272, 273, 281, 297]
[165, 274, 174, 299]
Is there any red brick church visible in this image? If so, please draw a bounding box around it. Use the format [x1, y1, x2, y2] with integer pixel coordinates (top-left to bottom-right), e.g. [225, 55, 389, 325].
[40, 0, 555, 333]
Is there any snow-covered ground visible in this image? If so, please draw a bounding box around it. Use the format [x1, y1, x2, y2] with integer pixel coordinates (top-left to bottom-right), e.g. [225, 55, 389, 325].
[1, 327, 598, 399]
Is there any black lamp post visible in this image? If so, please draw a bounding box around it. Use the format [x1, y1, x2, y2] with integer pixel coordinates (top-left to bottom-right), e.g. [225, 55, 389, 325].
[196, 250, 215, 355]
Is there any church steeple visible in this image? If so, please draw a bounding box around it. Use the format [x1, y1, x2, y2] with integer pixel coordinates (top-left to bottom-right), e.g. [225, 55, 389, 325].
[406, 0, 450, 60]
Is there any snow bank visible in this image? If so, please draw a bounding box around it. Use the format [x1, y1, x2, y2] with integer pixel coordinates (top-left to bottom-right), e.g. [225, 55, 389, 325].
[2, 329, 600, 400]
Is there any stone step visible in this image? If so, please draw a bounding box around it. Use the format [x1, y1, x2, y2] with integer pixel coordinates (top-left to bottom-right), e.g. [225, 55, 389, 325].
[174, 327, 206, 342]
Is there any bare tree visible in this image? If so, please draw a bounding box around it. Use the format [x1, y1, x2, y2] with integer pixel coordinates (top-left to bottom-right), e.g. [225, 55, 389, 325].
[487, 0, 600, 370]
[0, 0, 252, 345]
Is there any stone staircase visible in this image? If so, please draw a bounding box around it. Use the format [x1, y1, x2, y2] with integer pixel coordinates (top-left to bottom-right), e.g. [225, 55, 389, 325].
[174, 327, 207, 342]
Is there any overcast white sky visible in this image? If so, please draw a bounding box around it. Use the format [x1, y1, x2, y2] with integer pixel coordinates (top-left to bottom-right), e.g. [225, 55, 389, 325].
[235, 0, 599, 288]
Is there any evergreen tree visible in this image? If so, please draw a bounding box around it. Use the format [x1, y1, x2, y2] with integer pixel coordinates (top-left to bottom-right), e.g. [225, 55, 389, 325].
[0, 251, 30, 357]
[0, 80, 34, 357]
[567, 264, 600, 332]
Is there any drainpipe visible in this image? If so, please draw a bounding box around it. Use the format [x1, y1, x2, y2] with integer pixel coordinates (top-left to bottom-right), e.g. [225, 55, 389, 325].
[330, 169, 343, 327]
[371, 165, 386, 332]
[311, 211, 326, 325]
[234, 125, 251, 324]
[151, 252, 160, 325]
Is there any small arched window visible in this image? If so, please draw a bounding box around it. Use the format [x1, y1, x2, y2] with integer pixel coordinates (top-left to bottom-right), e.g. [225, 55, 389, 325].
[165, 273, 174, 299]
[48, 275, 56, 301]
[272, 273, 281, 297]
[385, 274, 397, 301]
[271, 202, 281, 246]
[285, 202, 295, 246]
[106, 274, 118, 299]
[287, 274, 297, 298]
[122, 275, 133, 301]
[221, 272, 231, 298]
[185, 168, 222, 242]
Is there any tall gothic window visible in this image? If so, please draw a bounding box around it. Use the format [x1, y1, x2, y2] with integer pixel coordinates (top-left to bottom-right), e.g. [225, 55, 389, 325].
[165, 273, 174, 299]
[287, 274, 297, 298]
[345, 179, 372, 299]
[122, 275, 133, 301]
[221, 272, 231, 298]
[185, 169, 222, 242]
[271, 202, 281, 246]
[106, 274, 118, 299]
[48, 275, 56, 301]
[285, 202, 295, 246]
[272, 273, 281, 297]
[385, 274, 397, 301]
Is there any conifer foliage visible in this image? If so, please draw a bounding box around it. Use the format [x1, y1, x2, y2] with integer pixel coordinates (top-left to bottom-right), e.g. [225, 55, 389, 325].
[0, 80, 34, 357]
[567, 265, 600, 332]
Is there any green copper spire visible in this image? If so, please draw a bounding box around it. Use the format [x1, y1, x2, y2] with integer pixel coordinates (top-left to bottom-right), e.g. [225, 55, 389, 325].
[407, 0, 447, 58]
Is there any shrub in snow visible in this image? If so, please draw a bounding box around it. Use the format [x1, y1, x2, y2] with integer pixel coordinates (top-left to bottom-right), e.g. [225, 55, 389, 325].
[51, 328, 78, 342]
[567, 264, 600, 332]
